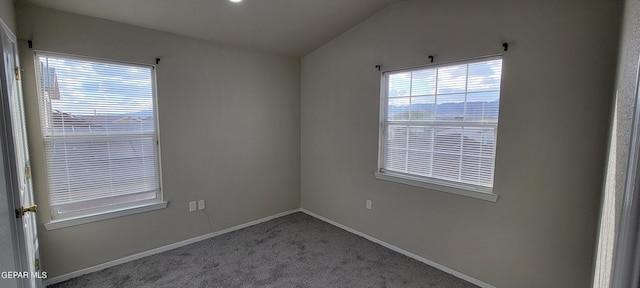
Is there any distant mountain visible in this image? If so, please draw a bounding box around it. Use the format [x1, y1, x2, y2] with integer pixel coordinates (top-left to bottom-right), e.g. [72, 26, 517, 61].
[389, 100, 499, 120]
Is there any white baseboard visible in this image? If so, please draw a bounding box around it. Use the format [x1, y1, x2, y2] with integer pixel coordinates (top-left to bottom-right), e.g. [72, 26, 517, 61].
[44, 208, 301, 286]
[45, 208, 494, 288]
[300, 208, 496, 288]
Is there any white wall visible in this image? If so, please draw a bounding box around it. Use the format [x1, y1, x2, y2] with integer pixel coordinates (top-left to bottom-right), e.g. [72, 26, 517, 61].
[301, 0, 621, 287]
[0, 0, 15, 32]
[17, 4, 300, 278]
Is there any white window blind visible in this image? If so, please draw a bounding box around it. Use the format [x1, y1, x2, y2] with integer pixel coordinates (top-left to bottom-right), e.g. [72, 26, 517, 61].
[378, 57, 503, 193]
[35, 52, 162, 217]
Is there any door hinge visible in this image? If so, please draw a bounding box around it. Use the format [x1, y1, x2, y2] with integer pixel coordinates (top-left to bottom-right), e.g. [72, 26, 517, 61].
[35, 258, 40, 271]
[25, 166, 31, 180]
[14, 67, 20, 81]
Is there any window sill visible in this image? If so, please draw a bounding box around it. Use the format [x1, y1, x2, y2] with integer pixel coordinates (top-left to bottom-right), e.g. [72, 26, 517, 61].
[44, 201, 168, 230]
[374, 172, 499, 202]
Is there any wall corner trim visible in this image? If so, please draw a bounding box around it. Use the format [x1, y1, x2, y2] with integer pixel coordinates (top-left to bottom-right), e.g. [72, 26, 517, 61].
[300, 208, 497, 288]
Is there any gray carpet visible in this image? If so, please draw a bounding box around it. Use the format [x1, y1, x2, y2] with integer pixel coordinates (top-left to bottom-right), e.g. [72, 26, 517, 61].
[49, 212, 479, 288]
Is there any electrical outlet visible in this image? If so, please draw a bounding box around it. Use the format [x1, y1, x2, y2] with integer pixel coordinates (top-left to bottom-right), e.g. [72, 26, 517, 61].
[198, 200, 205, 210]
[366, 200, 372, 210]
[189, 201, 197, 212]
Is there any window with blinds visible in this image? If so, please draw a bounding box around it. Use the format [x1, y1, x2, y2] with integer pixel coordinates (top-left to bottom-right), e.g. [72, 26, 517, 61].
[377, 57, 503, 196]
[35, 52, 162, 218]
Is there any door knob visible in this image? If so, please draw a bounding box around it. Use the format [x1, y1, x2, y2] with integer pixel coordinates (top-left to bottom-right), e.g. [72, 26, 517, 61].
[15, 205, 37, 218]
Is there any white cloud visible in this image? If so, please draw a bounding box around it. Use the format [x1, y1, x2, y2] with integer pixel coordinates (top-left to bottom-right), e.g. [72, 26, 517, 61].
[40, 55, 154, 115]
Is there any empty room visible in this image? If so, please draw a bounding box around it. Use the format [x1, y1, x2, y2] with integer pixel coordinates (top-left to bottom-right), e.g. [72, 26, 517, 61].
[1, 0, 638, 287]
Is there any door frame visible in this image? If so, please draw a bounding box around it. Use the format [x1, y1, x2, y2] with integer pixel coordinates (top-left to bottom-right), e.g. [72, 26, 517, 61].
[0, 17, 21, 288]
[611, 56, 640, 287]
[0, 17, 41, 288]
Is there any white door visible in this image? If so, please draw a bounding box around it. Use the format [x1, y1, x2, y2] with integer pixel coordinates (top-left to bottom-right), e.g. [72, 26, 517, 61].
[0, 21, 42, 288]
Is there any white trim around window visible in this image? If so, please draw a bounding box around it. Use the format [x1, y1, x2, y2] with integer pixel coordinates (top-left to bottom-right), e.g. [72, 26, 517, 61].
[376, 56, 503, 202]
[44, 201, 167, 230]
[34, 51, 166, 227]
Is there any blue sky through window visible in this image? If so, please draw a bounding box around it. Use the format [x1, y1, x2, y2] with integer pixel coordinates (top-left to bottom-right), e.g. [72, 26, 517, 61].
[39, 56, 153, 116]
[386, 59, 502, 122]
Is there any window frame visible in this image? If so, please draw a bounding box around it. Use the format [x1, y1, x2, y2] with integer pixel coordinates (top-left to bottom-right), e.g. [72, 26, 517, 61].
[375, 56, 502, 202]
[33, 51, 167, 229]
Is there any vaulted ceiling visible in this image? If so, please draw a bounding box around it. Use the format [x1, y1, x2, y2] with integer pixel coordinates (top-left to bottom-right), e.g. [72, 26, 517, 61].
[20, 0, 404, 56]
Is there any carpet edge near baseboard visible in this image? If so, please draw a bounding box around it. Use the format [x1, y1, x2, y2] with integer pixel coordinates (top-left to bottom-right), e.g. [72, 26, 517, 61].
[43, 208, 302, 286]
[299, 208, 496, 288]
[45, 208, 495, 288]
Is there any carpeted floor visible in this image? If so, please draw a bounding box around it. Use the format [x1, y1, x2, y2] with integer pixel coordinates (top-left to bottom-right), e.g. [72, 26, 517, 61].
[49, 212, 479, 288]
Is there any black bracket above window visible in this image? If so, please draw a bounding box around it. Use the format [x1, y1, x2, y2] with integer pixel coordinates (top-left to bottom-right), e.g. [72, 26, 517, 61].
[428, 55, 434, 63]
[502, 43, 509, 51]
[156, 58, 160, 65]
[28, 40, 32, 49]
[375, 65, 381, 71]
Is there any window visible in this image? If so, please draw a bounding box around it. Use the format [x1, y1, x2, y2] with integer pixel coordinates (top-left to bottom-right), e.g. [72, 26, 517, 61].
[36, 52, 164, 224]
[376, 57, 503, 201]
